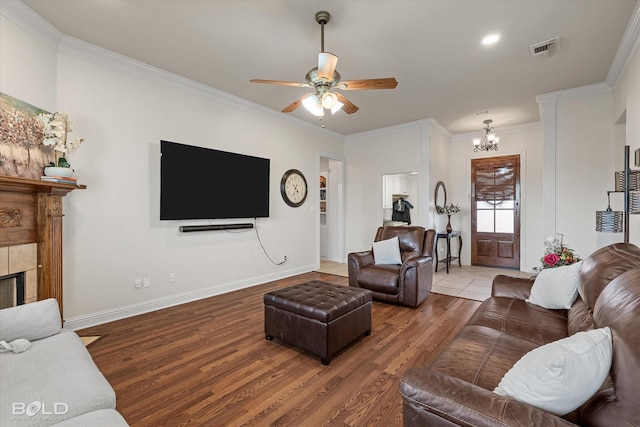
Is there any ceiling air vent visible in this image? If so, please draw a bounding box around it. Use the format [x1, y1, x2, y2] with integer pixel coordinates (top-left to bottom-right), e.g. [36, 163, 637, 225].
[530, 37, 560, 57]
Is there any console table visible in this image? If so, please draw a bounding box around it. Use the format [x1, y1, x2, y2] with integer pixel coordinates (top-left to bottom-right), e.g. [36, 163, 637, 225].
[435, 231, 462, 274]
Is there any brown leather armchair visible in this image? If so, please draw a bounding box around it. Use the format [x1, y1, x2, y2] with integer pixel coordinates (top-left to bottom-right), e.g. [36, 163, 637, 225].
[348, 226, 436, 307]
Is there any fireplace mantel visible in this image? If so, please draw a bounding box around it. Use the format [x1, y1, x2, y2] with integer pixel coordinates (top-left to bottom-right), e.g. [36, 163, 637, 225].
[0, 175, 86, 317]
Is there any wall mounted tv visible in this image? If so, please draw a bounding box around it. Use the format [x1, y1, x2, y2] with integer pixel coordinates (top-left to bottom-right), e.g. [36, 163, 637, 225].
[160, 140, 270, 220]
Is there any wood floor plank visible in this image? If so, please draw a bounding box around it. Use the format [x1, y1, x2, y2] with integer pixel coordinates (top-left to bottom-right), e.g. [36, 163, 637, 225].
[78, 272, 480, 426]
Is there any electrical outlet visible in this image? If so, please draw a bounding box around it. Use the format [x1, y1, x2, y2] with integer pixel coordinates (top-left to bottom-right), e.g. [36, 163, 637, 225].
[170, 272, 177, 283]
[134, 278, 143, 289]
[143, 277, 150, 288]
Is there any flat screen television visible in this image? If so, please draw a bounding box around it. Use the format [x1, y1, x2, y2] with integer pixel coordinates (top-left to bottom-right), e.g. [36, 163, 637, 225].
[160, 140, 270, 220]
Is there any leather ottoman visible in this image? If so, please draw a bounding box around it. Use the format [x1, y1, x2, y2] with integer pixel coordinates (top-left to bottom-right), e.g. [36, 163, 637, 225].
[264, 280, 372, 365]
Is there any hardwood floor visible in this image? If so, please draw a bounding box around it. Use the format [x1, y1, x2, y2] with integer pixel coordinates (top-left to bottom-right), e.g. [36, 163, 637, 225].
[78, 272, 481, 426]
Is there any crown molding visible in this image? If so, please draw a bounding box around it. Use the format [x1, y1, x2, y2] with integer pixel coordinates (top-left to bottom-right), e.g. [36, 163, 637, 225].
[606, 0, 640, 87]
[344, 118, 449, 142]
[536, 82, 613, 108]
[0, 0, 62, 50]
[424, 118, 452, 139]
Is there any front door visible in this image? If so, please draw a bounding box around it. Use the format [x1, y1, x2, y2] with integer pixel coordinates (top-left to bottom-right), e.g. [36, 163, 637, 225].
[471, 155, 521, 269]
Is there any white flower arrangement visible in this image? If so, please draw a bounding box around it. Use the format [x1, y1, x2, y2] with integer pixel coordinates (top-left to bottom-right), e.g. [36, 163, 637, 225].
[437, 203, 461, 215]
[38, 111, 84, 167]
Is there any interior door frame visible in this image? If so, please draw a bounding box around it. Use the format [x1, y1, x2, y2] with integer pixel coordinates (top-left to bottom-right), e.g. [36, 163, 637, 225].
[465, 151, 527, 270]
[317, 152, 346, 265]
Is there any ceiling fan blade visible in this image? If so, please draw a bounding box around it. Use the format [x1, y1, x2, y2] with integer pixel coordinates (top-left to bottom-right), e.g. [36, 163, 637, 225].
[317, 52, 338, 80]
[282, 94, 311, 113]
[250, 79, 311, 88]
[335, 93, 359, 114]
[336, 78, 398, 90]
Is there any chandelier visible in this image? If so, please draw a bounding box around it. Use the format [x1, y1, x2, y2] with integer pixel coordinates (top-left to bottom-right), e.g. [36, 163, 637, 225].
[473, 119, 500, 152]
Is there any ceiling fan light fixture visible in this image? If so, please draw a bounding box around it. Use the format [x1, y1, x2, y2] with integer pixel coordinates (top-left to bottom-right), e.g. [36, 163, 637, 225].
[331, 100, 344, 115]
[302, 94, 324, 116]
[322, 92, 338, 109]
[250, 10, 397, 121]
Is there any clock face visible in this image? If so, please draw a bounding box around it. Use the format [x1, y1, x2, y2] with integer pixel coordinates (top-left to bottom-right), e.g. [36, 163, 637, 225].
[280, 169, 308, 207]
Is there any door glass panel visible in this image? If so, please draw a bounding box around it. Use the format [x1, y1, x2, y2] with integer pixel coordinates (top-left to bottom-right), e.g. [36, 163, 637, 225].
[495, 210, 514, 233]
[495, 200, 514, 209]
[476, 201, 495, 209]
[477, 210, 494, 232]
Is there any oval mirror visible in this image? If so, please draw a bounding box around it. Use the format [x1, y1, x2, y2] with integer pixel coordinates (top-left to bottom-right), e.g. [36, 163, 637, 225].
[435, 181, 447, 214]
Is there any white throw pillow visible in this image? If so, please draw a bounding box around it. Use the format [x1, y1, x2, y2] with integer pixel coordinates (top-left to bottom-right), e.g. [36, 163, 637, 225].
[373, 236, 402, 265]
[526, 261, 582, 309]
[494, 327, 612, 416]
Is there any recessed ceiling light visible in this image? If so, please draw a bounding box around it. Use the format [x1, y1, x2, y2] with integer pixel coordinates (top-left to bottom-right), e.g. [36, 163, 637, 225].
[482, 34, 501, 45]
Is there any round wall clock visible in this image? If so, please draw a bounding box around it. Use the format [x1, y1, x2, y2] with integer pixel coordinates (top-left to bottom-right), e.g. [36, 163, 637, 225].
[280, 169, 308, 207]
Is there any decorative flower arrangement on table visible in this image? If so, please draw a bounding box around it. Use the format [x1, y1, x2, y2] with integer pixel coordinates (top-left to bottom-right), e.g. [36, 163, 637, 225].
[539, 233, 580, 270]
[38, 111, 84, 168]
[437, 203, 461, 215]
[438, 203, 460, 233]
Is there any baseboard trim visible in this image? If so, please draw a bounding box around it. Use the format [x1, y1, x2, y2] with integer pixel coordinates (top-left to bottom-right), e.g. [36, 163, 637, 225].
[63, 265, 314, 331]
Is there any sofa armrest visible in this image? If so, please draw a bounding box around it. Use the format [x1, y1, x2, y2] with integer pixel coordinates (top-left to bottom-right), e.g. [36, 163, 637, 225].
[401, 255, 432, 273]
[0, 298, 62, 342]
[399, 256, 433, 307]
[491, 275, 535, 300]
[400, 368, 576, 427]
[348, 250, 375, 287]
[348, 250, 374, 266]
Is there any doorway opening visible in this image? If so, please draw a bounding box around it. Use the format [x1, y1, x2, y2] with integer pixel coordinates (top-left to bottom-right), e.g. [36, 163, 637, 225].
[381, 172, 418, 227]
[319, 156, 345, 262]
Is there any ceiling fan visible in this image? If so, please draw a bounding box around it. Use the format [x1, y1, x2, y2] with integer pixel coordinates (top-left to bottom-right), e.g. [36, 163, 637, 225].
[250, 11, 398, 117]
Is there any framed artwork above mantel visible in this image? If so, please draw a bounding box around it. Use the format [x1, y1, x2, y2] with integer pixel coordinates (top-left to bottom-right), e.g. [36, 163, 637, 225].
[0, 92, 52, 180]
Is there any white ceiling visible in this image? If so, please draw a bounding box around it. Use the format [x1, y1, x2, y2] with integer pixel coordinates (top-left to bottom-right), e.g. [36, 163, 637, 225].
[22, 0, 638, 136]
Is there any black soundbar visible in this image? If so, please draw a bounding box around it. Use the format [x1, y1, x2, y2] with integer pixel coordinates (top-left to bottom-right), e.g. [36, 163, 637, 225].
[179, 223, 254, 232]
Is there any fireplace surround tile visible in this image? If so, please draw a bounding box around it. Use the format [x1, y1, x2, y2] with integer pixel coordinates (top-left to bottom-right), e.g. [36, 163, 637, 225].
[25, 269, 37, 303]
[0, 247, 7, 276]
[8, 243, 37, 274]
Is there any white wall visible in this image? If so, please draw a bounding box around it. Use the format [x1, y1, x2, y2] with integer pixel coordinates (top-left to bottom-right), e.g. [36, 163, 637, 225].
[2, 11, 344, 326]
[555, 86, 619, 255]
[429, 123, 452, 232]
[450, 123, 543, 270]
[0, 15, 57, 111]
[344, 121, 425, 253]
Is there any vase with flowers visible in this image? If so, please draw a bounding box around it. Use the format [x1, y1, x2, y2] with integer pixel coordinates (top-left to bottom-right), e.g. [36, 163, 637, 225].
[438, 203, 461, 233]
[38, 111, 84, 177]
[536, 233, 581, 271]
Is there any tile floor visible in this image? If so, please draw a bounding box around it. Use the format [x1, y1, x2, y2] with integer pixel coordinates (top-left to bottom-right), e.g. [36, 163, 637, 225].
[318, 259, 534, 302]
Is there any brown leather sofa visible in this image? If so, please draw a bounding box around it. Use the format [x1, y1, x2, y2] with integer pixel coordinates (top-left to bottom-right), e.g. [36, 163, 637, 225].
[400, 242, 640, 426]
[348, 226, 436, 307]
